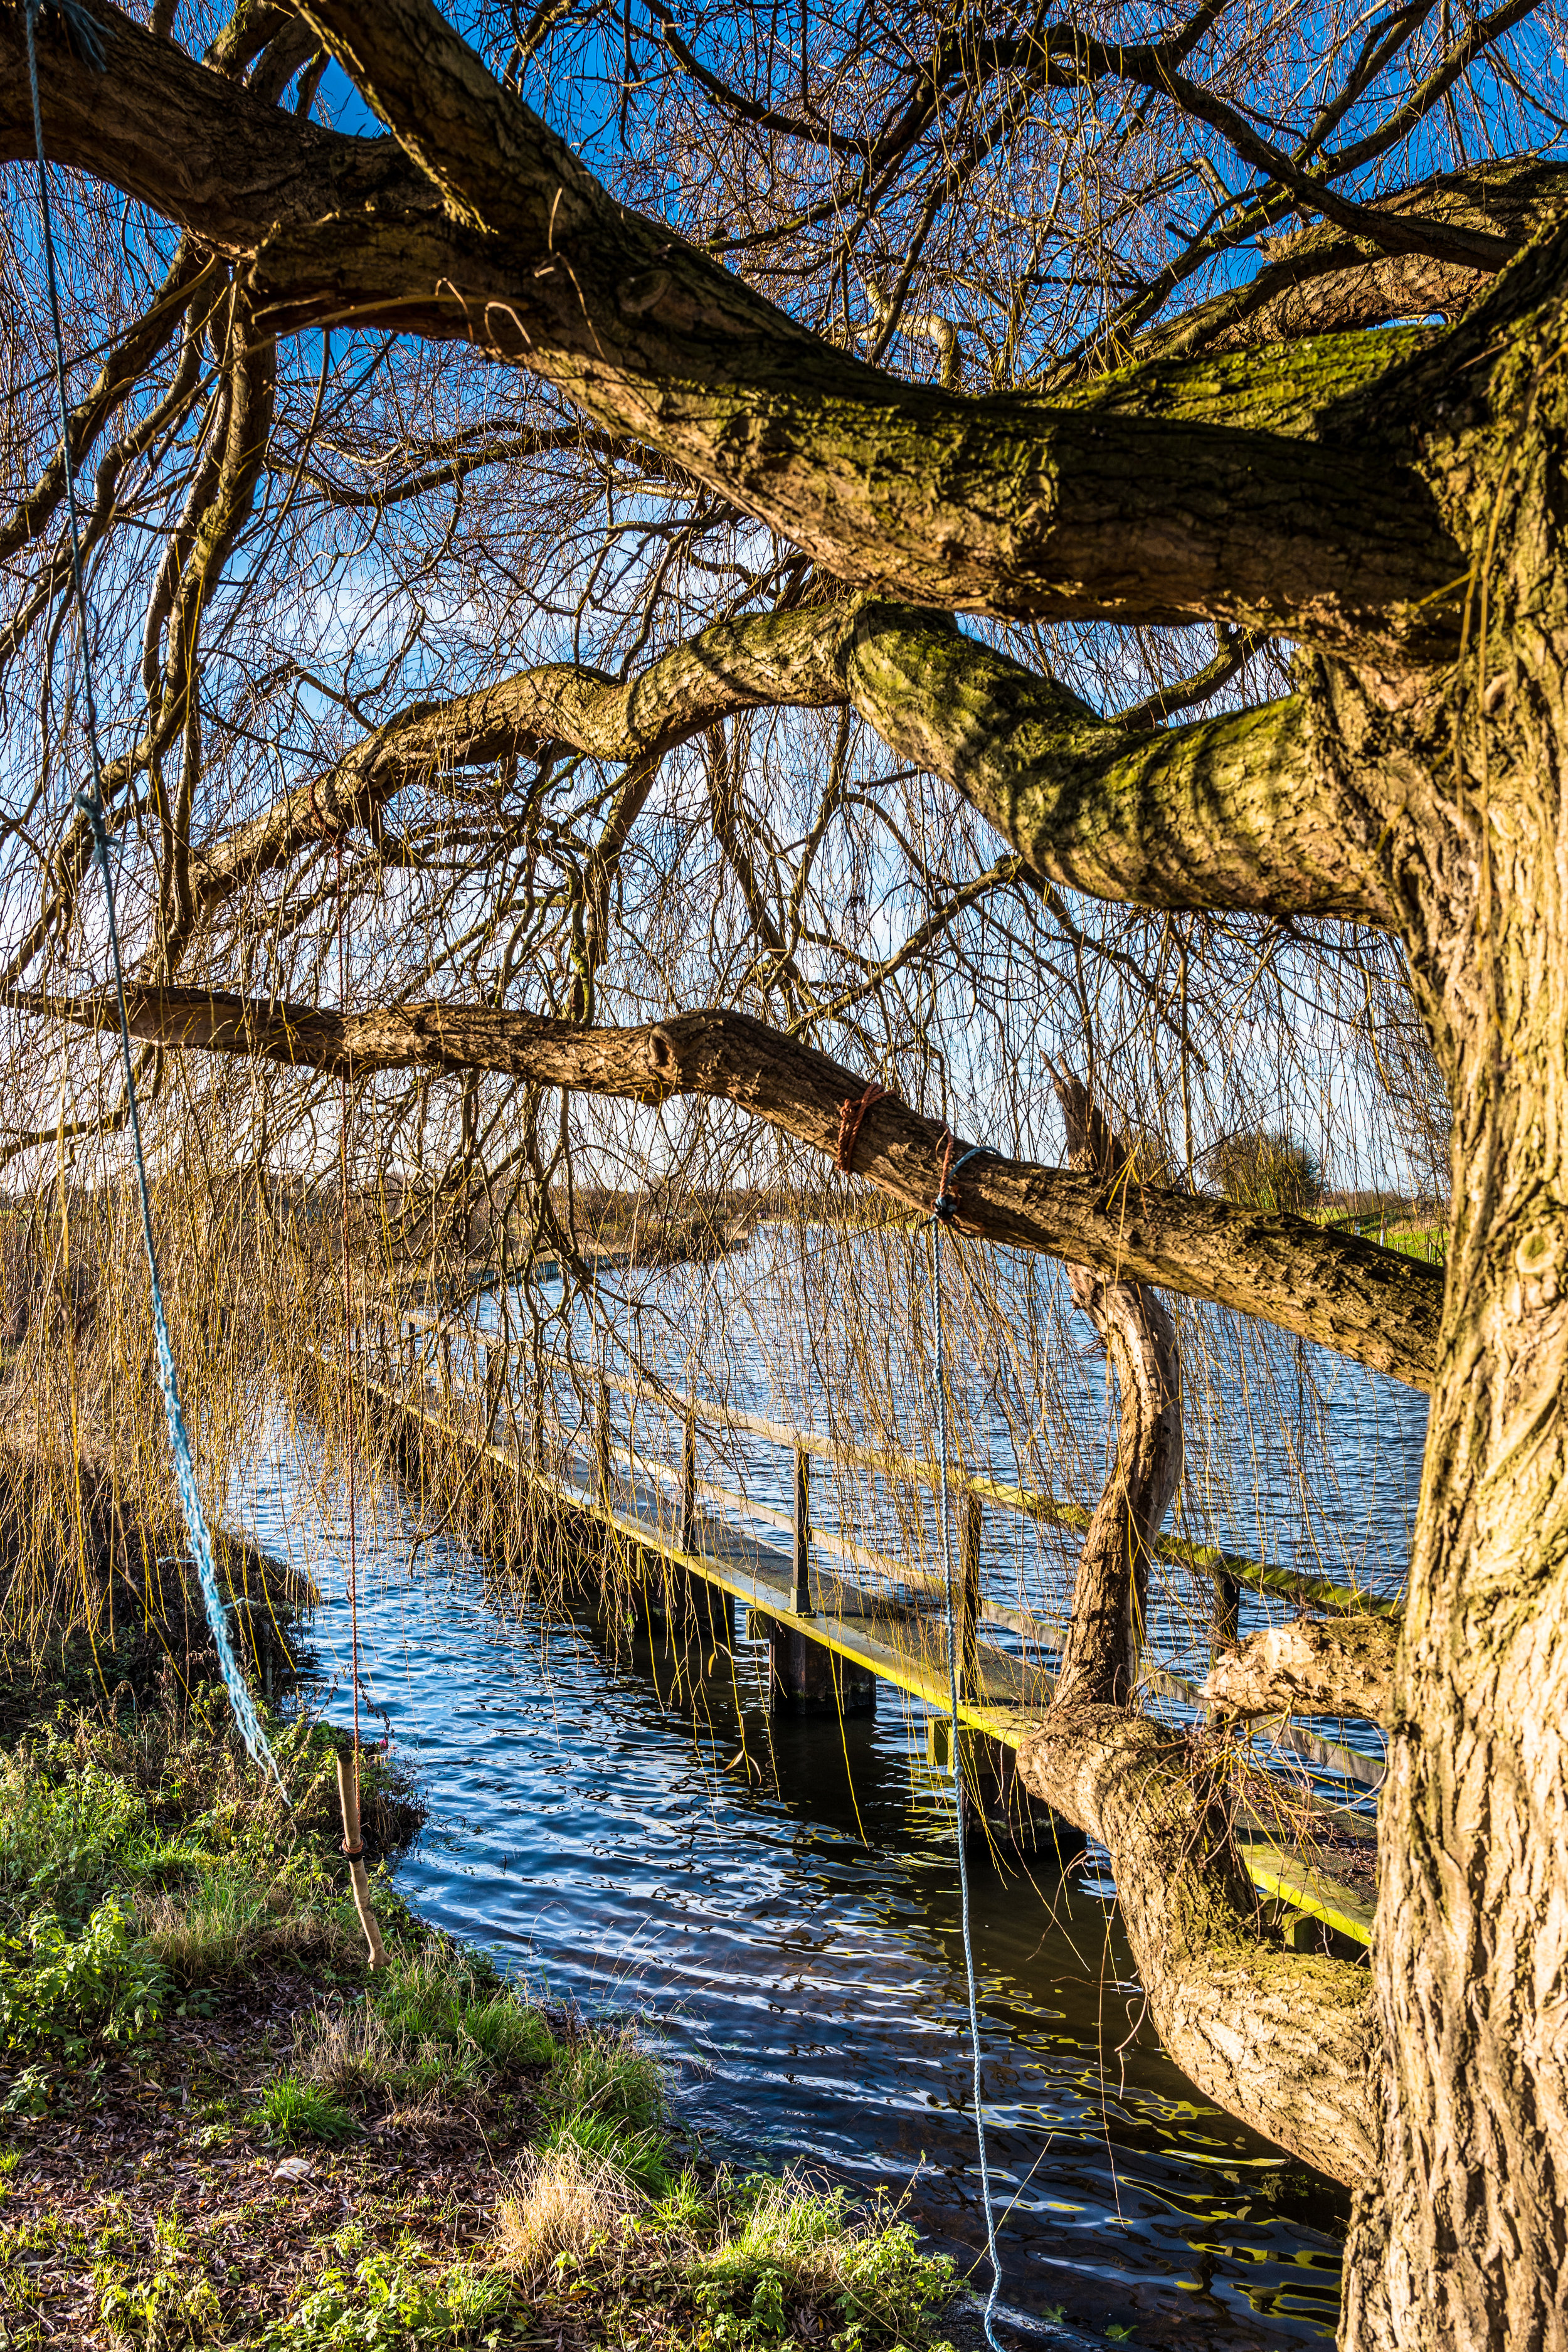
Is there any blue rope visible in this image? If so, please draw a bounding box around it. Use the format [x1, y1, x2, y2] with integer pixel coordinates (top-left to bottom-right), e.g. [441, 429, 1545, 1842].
[23, 0, 284, 1794]
[930, 1140, 1007, 2351]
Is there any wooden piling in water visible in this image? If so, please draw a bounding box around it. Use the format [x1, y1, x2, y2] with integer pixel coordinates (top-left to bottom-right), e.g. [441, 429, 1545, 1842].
[751, 1607, 876, 1715]
[344, 1320, 1382, 1943]
[595, 1376, 612, 1502]
[791, 1447, 810, 1614]
[679, 1411, 697, 1551]
[958, 1490, 982, 1700]
[645, 1561, 732, 1648]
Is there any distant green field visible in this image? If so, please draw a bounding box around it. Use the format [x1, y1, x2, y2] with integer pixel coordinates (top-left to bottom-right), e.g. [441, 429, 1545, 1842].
[1382, 1224, 1448, 1263]
[1311, 1206, 1448, 1263]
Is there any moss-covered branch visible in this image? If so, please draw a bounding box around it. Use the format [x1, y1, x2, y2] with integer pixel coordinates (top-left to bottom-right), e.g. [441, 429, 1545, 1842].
[1130, 160, 1568, 364]
[184, 598, 1391, 935]
[0, 1, 1465, 656]
[847, 605, 1396, 926]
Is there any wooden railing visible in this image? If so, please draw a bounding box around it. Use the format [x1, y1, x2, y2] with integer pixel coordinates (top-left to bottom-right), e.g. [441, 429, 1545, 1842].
[370, 1310, 1391, 1796]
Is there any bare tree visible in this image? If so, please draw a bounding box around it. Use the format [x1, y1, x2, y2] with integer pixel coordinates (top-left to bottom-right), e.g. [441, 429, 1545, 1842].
[3, 0, 1566, 2339]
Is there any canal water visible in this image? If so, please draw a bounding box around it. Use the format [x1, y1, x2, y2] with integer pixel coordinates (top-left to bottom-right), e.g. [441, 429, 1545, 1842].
[228, 1235, 1427, 2348]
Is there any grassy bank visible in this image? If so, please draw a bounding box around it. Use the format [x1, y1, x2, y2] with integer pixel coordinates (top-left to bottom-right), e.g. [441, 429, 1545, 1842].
[0, 1679, 959, 2350]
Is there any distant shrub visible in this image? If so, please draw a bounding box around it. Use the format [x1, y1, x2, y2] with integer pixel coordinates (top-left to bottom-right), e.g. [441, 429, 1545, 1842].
[1210, 1129, 1323, 1215]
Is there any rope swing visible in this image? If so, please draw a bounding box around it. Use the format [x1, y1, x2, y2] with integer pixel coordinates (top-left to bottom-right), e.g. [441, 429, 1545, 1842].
[26, 4, 385, 1966]
[322, 794, 385, 1968]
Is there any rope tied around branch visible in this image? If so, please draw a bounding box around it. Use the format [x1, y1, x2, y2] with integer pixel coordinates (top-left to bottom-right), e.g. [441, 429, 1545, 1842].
[933, 1128, 988, 1222]
[306, 775, 350, 845]
[26, 0, 108, 70]
[834, 1079, 888, 1173]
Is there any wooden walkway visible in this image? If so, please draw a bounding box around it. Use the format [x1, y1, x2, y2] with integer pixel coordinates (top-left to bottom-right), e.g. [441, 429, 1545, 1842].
[351, 1322, 1382, 1949]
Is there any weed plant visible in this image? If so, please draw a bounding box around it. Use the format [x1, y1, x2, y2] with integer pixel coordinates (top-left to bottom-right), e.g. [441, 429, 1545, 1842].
[0, 1692, 415, 2059]
[0, 1685, 960, 2349]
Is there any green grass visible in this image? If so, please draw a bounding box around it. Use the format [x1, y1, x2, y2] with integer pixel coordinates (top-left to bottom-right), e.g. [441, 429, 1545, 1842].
[0, 1698, 420, 2066]
[1311, 1205, 1449, 1262]
[0, 1682, 961, 2351]
[263, 2229, 512, 2349]
[692, 2171, 956, 2341]
[1382, 1223, 1447, 1263]
[253, 2075, 359, 2146]
[543, 2014, 665, 2131]
[544, 2106, 673, 2193]
[495, 2153, 958, 2347]
[298, 1942, 559, 2121]
[462, 1991, 555, 2065]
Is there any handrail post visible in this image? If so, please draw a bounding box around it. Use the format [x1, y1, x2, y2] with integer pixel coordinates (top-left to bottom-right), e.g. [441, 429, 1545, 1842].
[680, 1410, 697, 1551]
[958, 1490, 983, 1699]
[1212, 1571, 1240, 1650]
[792, 1447, 810, 1614]
[595, 1375, 612, 1505]
[1211, 1570, 1241, 1690]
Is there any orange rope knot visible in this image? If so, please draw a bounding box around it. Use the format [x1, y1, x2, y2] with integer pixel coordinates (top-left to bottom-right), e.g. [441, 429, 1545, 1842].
[835, 1081, 889, 1173]
[306, 775, 349, 844]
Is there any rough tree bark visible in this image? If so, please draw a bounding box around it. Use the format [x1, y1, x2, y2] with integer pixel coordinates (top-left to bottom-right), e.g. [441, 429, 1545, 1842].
[1047, 1072, 1183, 1709]
[1014, 1705, 1379, 2186]
[1203, 1618, 1400, 1725]
[1334, 261, 1568, 2350]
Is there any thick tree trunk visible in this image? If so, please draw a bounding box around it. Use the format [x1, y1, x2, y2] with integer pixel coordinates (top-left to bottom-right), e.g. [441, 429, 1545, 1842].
[1016, 1707, 1379, 2183]
[1339, 382, 1568, 2346]
[1345, 988, 1568, 2348]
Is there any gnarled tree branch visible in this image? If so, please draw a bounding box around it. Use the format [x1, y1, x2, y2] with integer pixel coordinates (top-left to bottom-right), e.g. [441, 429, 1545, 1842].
[1203, 1618, 1400, 1726]
[1015, 1706, 1378, 2187]
[1051, 1071, 1183, 1708]
[181, 600, 1394, 945]
[847, 605, 1394, 926]
[0, 0, 1468, 657]
[11, 987, 1445, 1388]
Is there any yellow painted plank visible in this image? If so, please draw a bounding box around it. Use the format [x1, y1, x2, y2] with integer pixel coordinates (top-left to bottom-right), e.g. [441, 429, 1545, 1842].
[355, 1365, 1375, 1947]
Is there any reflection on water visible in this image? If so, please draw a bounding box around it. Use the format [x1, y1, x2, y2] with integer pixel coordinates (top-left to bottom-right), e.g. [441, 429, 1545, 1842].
[233, 1426, 1351, 2349]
